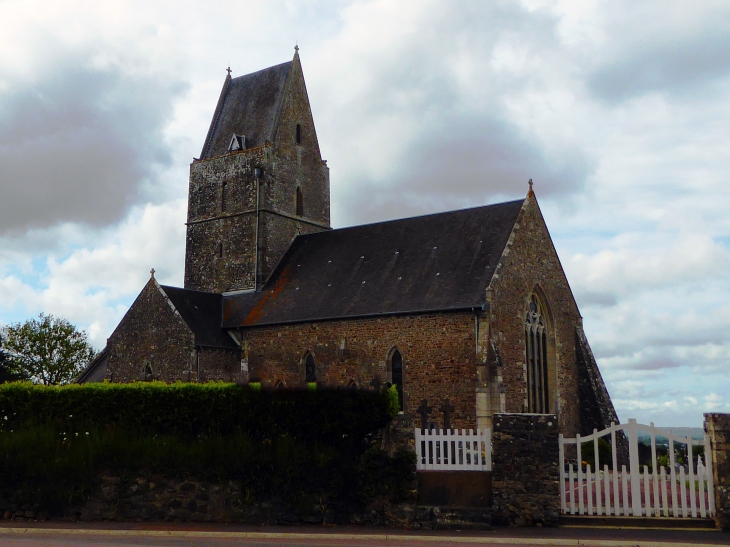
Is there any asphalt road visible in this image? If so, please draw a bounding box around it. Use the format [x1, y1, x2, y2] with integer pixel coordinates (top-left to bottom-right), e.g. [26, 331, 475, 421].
[0, 525, 728, 547]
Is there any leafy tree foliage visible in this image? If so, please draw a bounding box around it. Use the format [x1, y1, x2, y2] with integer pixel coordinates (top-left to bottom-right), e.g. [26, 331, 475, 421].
[0, 332, 28, 383]
[0, 314, 96, 385]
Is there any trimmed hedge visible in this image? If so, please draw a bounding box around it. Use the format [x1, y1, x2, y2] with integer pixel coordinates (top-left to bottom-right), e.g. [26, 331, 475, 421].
[0, 382, 411, 515]
[0, 382, 398, 443]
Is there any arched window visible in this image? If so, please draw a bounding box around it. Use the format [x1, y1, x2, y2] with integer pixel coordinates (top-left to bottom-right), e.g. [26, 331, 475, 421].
[274, 380, 285, 389]
[525, 293, 549, 413]
[304, 352, 316, 383]
[296, 187, 303, 217]
[144, 364, 153, 382]
[389, 349, 404, 411]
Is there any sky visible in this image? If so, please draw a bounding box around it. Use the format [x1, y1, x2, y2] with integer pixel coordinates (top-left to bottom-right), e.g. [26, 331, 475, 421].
[1, 0, 729, 427]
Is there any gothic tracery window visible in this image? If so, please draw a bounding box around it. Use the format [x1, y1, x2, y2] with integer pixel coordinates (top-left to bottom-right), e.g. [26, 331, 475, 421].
[525, 293, 549, 413]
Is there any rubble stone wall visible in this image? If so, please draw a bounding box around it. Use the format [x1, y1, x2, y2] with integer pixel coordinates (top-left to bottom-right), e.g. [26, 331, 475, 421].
[491, 413, 560, 527]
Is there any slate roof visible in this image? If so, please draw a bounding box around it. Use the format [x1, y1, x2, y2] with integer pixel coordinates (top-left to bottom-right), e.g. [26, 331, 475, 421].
[200, 61, 292, 159]
[160, 285, 238, 349]
[222, 199, 525, 328]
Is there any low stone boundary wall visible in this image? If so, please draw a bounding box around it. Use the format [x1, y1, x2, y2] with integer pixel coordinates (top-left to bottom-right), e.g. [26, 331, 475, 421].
[705, 413, 730, 531]
[1, 473, 417, 527]
[491, 413, 560, 527]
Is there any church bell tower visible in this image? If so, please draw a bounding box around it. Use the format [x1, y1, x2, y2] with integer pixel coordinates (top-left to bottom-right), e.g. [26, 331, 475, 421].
[184, 49, 330, 294]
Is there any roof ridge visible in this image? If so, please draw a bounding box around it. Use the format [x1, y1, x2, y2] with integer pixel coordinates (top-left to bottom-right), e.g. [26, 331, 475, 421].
[300, 198, 526, 238]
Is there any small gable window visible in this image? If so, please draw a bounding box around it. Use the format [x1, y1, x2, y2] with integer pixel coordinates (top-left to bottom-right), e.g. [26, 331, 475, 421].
[296, 123, 301, 145]
[228, 134, 245, 152]
[296, 187, 303, 217]
[304, 352, 316, 383]
[525, 293, 549, 413]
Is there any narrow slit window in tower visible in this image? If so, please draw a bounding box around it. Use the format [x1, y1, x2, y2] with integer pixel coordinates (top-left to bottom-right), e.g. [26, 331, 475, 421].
[296, 123, 301, 145]
[296, 187, 303, 217]
[216, 241, 223, 259]
[221, 182, 227, 212]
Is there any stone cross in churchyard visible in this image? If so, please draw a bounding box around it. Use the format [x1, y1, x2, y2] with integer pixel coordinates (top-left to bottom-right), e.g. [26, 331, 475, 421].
[439, 397, 455, 432]
[369, 375, 382, 391]
[417, 398, 433, 432]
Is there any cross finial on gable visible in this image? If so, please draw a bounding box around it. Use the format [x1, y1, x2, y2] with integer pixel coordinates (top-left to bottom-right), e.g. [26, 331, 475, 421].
[294, 44, 299, 55]
[226, 67, 232, 76]
[527, 178, 535, 198]
[150, 268, 155, 279]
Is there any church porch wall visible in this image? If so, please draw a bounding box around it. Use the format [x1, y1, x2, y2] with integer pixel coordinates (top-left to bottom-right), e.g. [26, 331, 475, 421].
[106, 281, 196, 383]
[197, 347, 241, 383]
[242, 312, 479, 430]
[489, 198, 583, 436]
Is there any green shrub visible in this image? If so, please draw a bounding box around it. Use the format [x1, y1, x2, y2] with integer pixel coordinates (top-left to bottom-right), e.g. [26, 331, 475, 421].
[0, 381, 392, 444]
[386, 384, 400, 418]
[580, 437, 613, 470]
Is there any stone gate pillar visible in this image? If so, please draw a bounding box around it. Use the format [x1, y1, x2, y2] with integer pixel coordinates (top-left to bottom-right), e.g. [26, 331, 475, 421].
[491, 413, 560, 527]
[705, 413, 730, 532]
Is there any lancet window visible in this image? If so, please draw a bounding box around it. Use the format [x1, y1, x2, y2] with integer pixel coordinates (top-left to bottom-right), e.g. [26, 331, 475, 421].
[304, 353, 316, 383]
[525, 293, 549, 413]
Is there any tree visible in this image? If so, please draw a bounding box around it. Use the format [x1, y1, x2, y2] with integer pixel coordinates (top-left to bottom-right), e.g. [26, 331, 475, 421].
[0, 314, 96, 385]
[0, 332, 28, 383]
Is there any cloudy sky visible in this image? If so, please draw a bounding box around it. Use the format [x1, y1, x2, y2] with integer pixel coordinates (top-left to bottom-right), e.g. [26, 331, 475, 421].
[1, 0, 729, 426]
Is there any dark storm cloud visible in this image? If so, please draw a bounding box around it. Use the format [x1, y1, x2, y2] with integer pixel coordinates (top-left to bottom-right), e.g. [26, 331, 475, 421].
[0, 52, 188, 233]
[587, 4, 730, 102]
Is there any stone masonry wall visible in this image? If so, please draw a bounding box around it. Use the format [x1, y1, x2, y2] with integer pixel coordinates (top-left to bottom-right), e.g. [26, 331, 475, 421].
[705, 413, 730, 531]
[198, 347, 241, 383]
[185, 146, 270, 293]
[0, 473, 415, 528]
[242, 312, 479, 430]
[489, 196, 585, 436]
[106, 279, 196, 383]
[491, 413, 560, 527]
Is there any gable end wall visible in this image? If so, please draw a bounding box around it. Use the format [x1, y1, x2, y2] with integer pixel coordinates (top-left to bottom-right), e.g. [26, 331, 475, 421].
[106, 280, 197, 382]
[489, 197, 583, 435]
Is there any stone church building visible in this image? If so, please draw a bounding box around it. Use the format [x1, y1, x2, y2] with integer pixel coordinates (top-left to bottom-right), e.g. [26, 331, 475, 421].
[79, 49, 618, 436]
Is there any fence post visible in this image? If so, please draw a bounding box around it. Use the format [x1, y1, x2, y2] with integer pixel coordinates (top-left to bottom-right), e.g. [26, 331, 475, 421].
[627, 418, 642, 517]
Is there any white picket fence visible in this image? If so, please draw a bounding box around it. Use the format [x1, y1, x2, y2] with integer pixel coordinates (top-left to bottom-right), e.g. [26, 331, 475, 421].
[560, 419, 715, 518]
[415, 428, 491, 471]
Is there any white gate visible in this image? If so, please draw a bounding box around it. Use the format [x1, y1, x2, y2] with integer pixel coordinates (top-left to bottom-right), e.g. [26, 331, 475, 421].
[559, 419, 715, 518]
[415, 428, 491, 471]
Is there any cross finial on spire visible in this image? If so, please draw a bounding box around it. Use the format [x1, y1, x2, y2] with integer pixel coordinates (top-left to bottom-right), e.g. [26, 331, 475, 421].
[226, 66, 232, 76]
[150, 268, 155, 279]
